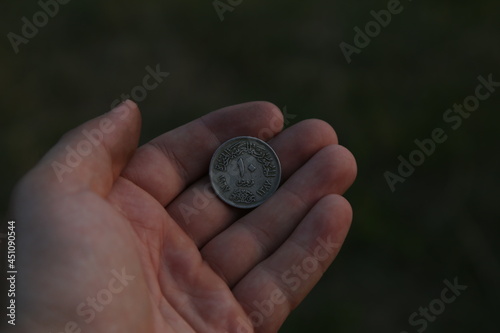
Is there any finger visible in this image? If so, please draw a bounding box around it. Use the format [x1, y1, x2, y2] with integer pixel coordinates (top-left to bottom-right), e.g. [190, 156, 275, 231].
[232, 195, 353, 333]
[121, 101, 284, 206]
[166, 119, 338, 247]
[22, 100, 141, 195]
[201, 144, 357, 287]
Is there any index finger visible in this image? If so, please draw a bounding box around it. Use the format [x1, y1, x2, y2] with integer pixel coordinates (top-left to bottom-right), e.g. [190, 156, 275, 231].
[121, 102, 284, 206]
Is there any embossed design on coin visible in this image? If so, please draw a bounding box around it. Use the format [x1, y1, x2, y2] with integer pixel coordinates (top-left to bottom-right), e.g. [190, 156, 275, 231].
[209, 136, 281, 208]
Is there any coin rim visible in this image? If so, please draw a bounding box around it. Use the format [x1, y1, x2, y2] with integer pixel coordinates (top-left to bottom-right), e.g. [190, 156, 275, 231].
[209, 136, 282, 209]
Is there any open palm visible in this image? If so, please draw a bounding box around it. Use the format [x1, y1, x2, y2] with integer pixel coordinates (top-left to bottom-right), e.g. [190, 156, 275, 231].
[11, 101, 356, 333]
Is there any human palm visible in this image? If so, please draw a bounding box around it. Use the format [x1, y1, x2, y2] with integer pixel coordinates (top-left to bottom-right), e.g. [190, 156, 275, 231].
[10, 101, 356, 333]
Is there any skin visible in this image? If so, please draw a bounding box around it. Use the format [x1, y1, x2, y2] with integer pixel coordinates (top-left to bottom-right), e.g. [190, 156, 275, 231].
[9, 101, 357, 333]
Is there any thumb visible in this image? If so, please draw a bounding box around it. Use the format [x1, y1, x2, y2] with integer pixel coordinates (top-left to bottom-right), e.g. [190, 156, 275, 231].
[25, 100, 141, 196]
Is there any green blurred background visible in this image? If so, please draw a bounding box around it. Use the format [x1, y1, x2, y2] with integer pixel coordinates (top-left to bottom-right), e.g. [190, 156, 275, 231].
[1, 0, 499, 332]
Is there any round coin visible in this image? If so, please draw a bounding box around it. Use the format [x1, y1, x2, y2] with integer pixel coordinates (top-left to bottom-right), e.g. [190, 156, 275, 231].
[209, 136, 281, 209]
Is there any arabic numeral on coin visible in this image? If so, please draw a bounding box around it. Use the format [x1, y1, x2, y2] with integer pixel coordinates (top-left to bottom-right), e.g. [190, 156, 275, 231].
[217, 175, 230, 192]
[256, 180, 273, 197]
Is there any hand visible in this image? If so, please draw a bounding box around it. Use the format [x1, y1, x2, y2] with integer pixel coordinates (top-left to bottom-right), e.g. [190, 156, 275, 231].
[10, 101, 356, 333]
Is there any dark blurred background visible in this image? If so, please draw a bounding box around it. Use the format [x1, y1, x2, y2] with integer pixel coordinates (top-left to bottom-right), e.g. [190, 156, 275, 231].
[1, 0, 499, 332]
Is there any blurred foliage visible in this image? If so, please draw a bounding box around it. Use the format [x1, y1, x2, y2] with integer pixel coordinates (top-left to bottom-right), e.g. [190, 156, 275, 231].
[1, 0, 499, 332]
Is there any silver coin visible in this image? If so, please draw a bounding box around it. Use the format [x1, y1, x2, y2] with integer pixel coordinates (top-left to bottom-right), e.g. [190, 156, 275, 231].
[209, 136, 281, 209]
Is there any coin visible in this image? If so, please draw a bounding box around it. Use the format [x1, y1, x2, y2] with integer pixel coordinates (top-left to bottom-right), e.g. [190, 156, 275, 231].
[209, 136, 281, 209]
